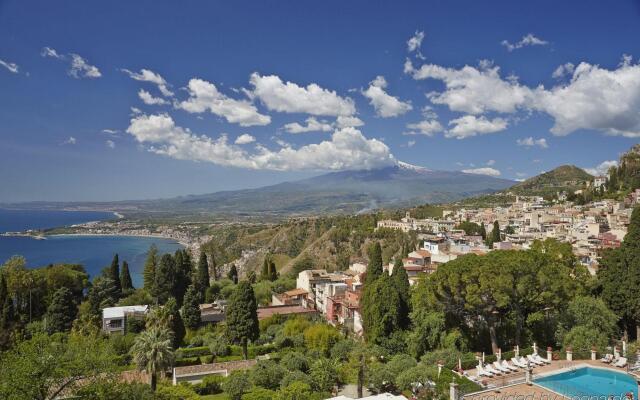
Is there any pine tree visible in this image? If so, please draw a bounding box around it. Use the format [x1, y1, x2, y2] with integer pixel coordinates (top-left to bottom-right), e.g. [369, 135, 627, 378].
[120, 261, 134, 293]
[391, 258, 411, 329]
[109, 254, 122, 297]
[228, 264, 238, 284]
[143, 245, 158, 295]
[365, 242, 383, 285]
[45, 287, 77, 334]
[226, 281, 259, 359]
[181, 285, 201, 330]
[196, 252, 210, 299]
[155, 254, 176, 305]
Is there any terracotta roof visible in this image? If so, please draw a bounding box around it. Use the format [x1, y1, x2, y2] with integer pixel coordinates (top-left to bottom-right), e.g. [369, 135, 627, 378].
[283, 288, 308, 297]
[414, 249, 431, 257]
[257, 305, 317, 320]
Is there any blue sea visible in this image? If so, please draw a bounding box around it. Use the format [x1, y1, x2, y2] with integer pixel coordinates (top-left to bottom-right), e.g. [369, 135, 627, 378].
[0, 209, 183, 287]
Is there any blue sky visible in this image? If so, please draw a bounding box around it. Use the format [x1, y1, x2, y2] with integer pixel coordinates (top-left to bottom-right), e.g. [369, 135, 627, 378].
[1, 0, 639, 202]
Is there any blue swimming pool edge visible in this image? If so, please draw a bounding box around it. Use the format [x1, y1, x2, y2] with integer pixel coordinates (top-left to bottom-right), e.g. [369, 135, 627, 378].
[532, 364, 639, 399]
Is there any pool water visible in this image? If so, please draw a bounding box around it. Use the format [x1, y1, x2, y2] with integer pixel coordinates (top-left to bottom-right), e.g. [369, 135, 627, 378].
[535, 367, 638, 398]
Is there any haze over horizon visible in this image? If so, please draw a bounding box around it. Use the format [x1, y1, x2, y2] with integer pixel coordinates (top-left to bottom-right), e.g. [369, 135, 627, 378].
[1, 0, 639, 202]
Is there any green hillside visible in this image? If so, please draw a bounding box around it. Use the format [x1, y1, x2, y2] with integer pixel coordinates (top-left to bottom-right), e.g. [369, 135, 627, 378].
[507, 165, 593, 196]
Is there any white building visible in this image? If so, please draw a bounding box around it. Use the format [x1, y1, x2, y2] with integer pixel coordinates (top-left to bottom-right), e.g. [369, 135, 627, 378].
[102, 305, 148, 334]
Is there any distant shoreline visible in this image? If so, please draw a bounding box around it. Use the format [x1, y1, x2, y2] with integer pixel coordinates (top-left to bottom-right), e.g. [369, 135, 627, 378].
[47, 233, 189, 248]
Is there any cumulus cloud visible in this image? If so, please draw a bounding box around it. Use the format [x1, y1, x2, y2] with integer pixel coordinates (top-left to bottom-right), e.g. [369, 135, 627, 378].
[501, 33, 548, 52]
[405, 59, 532, 114]
[336, 115, 364, 128]
[0, 59, 19, 74]
[41, 47, 101, 79]
[362, 76, 412, 117]
[121, 68, 173, 97]
[139, 89, 169, 105]
[407, 56, 640, 137]
[249, 73, 355, 117]
[126, 113, 394, 171]
[176, 78, 271, 127]
[446, 115, 508, 139]
[405, 119, 443, 136]
[234, 134, 255, 145]
[552, 63, 575, 79]
[283, 117, 333, 134]
[516, 137, 548, 148]
[584, 160, 618, 176]
[461, 167, 501, 177]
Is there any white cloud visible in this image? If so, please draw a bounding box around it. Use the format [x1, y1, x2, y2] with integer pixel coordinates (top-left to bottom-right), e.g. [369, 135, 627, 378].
[68, 54, 101, 78]
[552, 63, 575, 79]
[407, 140, 416, 147]
[407, 31, 425, 53]
[62, 136, 77, 145]
[336, 115, 364, 128]
[102, 129, 119, 135]
[283, 117, 333, 134]
[501, 33, 548, 52]
[0, 59, 19, 73]
[461, 167, 501, 177]
[106, 140, 115, 149]
[532, 58, 640, 137]
[487, 159, 496, 166]
[405, 119, 443, 136]
[234, 134, 255, 145]
[408, 56, 640, 138]
[584, 160, 618, 176]
[362, 76, 412, 117]
[405, 60, 532, 114]
[516, 137, 548, 148]
[250, 73, 355, 117]
[139, 89, 169, 105]
[121, 68, 173, 96]
[446, 115, 508, 139]
[41, 47, 101, 79]
[126, 113, 394, 171]
[130, 107, 142, 115]
[177, 78, 271, 127]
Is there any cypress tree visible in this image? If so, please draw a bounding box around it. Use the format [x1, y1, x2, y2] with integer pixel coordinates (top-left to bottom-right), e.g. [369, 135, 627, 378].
[196, 252, 210, 299]
[210, 253, 218, 281]
[143, 245, 158, 295]
[109, 254, 122, 297]
[181, 285, 201, 330]
[120, 261, 134, 293]
[365, 242, 383, 285]
[0, 274, 13, 331]
[226, 281, 259, 359]
[155, 254, 176, 305]
[492, 221, 501, 244]
[391, 258, 411, 329]
[361, 274, 402, 344]
[261, 256, 270, 281]
[172, 250, 191, 306]
[268, 260, 278, 281]
[228, 264, 238, 284]
[45, 287, 77, 334]
[165, 297, 185, 348]
[480, 223, 487, 240]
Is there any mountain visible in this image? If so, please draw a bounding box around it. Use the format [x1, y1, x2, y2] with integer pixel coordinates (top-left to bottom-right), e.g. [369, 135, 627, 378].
[507, 165, 593, 196]
[3, 163, 514, 218]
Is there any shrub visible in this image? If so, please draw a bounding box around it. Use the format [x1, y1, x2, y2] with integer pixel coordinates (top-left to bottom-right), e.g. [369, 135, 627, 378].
[280, 351, 310, 372]
[250, 360, 286, 390]
[196, 374, 225, 395]
[222, 371, 252, 400]
[279, 370, 312, 388]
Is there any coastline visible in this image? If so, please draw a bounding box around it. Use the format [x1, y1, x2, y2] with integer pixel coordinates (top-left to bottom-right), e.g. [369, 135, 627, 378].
[46, 233, 190, 248]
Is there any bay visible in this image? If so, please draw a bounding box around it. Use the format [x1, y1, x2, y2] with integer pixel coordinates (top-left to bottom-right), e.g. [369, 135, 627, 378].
[0, 209, 183, 287]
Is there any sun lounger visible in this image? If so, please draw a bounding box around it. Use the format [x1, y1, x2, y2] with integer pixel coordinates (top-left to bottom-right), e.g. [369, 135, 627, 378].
[614, 357, 627, 368]
[527, 354, 545, 366]
[476, 365, 494, 377]
[533, 353, 550, 364]
[484, 364, 502, 375]
[493, 361, 511, 373]
[600, 354, 613, 363]
[501, 359, 519, 371]
[511, 357, 527, 368]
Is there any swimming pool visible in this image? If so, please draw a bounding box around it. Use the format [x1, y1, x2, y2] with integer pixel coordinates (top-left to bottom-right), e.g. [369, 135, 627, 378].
[535, 366, 638, 399]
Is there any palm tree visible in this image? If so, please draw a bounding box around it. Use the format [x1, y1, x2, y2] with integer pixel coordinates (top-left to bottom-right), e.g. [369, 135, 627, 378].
[130, 327, 175, 391]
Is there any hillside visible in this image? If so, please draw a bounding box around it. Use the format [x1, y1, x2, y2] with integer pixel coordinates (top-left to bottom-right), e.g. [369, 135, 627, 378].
[507, 165, 593, 196]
